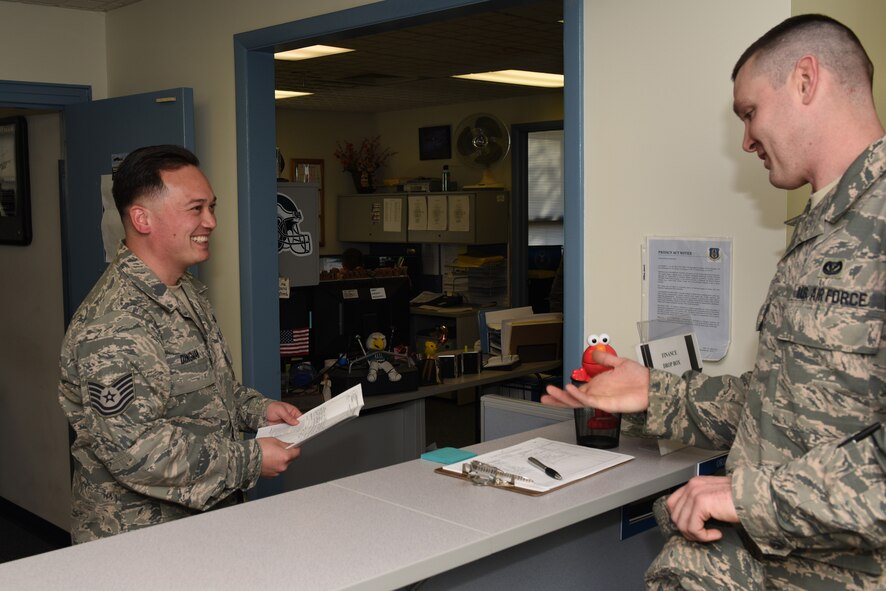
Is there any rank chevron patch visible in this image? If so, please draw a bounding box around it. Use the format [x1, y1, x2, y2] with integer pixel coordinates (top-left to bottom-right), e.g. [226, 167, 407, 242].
[88, 374, 135, 417]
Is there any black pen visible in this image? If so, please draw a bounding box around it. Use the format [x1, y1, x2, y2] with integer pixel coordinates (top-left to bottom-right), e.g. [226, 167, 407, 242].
[528, 456, 562, 480]
[837, 422, 881, 448]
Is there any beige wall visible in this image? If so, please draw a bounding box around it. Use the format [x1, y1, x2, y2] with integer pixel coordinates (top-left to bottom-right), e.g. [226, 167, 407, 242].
[0, 112, 69, 528]
[583, 0, 791, 377]
[276, 93, 563, 254]
[787, 0, 886, 223]
[0, 1, 108, 97]
[0, 1, 109, 528]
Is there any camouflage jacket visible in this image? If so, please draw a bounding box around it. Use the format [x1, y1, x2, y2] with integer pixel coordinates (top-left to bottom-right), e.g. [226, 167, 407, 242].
[644, 135, 885, 575]
[59, 245, 273, 543]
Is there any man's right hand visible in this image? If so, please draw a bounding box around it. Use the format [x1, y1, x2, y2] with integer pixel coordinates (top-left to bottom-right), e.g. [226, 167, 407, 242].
[257, 438, 301, 478]
[541, 351, 651, 413]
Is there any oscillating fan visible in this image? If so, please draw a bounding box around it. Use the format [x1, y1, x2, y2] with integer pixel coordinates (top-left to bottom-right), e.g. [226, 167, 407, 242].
[454, 113, 511, 188]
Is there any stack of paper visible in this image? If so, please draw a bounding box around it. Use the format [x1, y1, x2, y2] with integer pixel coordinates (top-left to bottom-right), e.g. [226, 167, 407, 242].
[256, 384, 364, 448]
[465, 261, 508, 307]
[440, 437, 633, 494]
[480, 307, 534, 356]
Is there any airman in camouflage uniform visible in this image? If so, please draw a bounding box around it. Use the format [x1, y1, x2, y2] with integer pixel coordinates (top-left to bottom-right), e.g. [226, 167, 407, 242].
[543, 15, 884, 589]
[642, 132, 885, 590]
[59, 145, 301, 543]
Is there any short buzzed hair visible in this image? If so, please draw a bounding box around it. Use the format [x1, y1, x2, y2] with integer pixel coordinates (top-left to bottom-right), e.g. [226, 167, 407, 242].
[112, 144, 200, 219]
[732, 14, 873, 92]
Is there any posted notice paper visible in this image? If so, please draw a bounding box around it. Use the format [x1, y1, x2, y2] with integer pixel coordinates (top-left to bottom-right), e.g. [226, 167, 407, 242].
[256, 384, 364, 449]
[643, 237, 732, 360]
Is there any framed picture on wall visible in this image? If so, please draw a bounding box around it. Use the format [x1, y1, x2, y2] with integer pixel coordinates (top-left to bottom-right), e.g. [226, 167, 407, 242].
[290, 158, 325, 246]
[418, 125, 451, 160]
[0, 116, 31, 246]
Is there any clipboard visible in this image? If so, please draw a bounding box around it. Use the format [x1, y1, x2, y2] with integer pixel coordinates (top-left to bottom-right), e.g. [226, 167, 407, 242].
[434, 437, 634, 496]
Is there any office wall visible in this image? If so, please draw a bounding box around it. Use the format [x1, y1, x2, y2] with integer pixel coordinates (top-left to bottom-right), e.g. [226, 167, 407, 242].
[583, 0, 791, 377]
[0, 1, 108, 528]
[276, 92, 563, 255]
[0, 1, 107, 97]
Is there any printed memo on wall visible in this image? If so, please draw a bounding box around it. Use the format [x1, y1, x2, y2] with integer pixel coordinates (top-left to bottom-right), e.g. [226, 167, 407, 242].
[641, 236, 733, 361]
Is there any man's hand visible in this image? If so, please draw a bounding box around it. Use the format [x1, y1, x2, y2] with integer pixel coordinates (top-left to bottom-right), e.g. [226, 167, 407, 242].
[541, 351, 651, 413]
[257, 438, 300, 478]
[266, 401, 301, 426]
[666, 476, 739, 542]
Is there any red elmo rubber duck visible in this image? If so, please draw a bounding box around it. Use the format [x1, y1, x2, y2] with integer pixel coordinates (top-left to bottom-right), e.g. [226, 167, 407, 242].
[571, 333, 617, 382]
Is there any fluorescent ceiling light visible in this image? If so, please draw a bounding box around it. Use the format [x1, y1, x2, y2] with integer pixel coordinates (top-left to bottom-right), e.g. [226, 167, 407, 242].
[452, 69, 564, 88]
[274, 45, 354, 61]
[275, 90, 313, 100]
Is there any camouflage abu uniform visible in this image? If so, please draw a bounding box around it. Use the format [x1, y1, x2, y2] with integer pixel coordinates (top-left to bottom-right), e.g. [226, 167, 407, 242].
[640, 136, 886, 589]
[59, 244, 273, 543]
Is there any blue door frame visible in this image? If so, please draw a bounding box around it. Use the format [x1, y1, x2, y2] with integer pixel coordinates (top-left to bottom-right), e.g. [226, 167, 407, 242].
[0, 80, 91, 109]
[234, 0, 585, 397]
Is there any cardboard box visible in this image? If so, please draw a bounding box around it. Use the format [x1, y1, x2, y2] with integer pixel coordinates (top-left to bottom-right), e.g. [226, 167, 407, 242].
[503, 318, 563, 362]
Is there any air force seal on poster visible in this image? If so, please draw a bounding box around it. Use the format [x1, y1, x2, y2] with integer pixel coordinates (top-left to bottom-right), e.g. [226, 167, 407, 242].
[708, 247, 721, 261]
[88, 374, 135, 417]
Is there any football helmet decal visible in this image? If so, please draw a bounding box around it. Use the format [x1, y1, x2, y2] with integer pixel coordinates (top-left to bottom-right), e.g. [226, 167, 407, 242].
[277, 192, 313, 256]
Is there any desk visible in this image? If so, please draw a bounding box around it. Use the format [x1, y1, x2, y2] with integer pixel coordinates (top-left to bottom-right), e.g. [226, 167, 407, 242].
[281, 360, 561, 491]
[0, 421, 722, 590]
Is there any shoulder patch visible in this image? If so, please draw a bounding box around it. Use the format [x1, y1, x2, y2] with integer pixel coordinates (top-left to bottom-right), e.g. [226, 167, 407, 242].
[87, 374, 135, 417]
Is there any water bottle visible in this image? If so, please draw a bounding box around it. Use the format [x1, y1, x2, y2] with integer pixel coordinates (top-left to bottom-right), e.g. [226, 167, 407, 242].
[441, 164, 450, 192]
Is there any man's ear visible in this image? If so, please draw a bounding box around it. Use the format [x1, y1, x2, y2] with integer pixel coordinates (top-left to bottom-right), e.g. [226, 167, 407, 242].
[794, 55, 819, 106]
[128, 204, 151, 234]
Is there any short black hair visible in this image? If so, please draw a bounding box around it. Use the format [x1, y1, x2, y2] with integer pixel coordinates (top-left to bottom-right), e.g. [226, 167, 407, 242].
[112, 144, 200, 219]
[732, 14, 873, 88]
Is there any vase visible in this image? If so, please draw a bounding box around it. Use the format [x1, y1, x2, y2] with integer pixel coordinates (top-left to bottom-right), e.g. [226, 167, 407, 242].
[350, 169, 374, 194]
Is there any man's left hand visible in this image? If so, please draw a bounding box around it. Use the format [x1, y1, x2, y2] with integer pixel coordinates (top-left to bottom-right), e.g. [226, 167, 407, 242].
[666, 475, 739, 542]
[266, 401, 301, 426]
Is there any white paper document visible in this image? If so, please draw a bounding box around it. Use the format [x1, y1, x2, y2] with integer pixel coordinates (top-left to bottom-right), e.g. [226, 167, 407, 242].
[408, 195, 428, 230]
[442, 437, 633, 493]
[644, 237, 732, 360]
[427, 194, 448, 230]
[383, 198, 402, 232]
[256, 384, 364, 449]
[447, 194, 470, 232]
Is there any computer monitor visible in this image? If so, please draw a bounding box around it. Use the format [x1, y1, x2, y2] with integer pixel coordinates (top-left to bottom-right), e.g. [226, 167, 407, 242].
[312, 276, 411, 360]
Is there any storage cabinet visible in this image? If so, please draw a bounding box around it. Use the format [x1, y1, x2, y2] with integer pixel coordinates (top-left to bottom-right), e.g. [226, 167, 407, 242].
[338, 193, 407, 242]
[407, 190, 509, 244]
[338, 191, 508, 244]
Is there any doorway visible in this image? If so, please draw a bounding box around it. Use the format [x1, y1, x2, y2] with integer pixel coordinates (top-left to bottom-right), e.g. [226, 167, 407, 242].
[511, 120, 564, 310]
[234, 0, 585, 396]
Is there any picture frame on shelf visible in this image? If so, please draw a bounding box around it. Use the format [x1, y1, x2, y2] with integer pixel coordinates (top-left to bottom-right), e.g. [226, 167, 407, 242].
[0, 116, 32, 246]
[290, 158, 325, 246]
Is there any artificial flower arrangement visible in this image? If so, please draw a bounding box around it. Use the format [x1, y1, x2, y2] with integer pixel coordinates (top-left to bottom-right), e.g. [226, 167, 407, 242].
[334, 136, 396, 192]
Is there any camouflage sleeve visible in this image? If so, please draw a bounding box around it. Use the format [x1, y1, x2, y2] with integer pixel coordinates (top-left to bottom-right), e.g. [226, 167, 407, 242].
[644, 368, 753, 450]
[74, 312, 262, 510]
[732, 427, 886, 557]
[234, 383, 274, 431]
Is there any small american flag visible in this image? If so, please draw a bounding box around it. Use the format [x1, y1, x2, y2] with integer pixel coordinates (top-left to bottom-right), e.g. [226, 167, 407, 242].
[280, 327, 310, 356]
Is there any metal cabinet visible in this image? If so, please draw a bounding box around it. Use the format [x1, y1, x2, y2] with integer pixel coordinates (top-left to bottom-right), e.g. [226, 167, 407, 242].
[338, 191, 508, 244]
[407, 190, 509, 244]
[337, 193, 407, 242]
